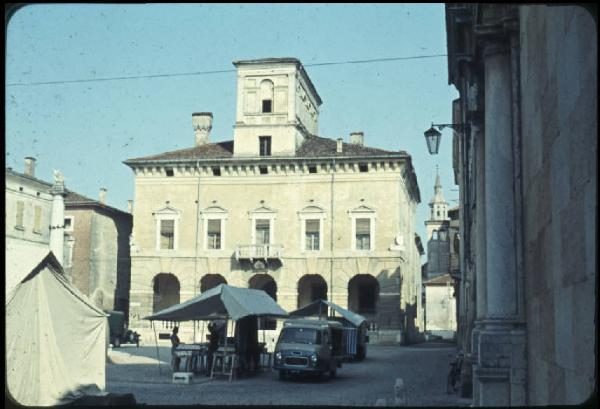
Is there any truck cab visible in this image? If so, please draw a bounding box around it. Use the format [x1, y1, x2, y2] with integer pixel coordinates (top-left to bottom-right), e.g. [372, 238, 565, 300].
[274, 319, 344, 380]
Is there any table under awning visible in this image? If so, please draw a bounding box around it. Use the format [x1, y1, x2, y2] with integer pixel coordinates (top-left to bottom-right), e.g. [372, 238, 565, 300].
[144, 284, 288, 379]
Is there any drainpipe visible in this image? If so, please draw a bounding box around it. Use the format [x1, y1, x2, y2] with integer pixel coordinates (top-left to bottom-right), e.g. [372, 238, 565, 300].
[329, 158, 336, 304]
[193, 160, 201, 342]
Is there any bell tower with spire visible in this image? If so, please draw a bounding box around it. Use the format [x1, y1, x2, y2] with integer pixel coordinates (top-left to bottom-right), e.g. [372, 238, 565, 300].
[425, 167, 451, 278]
[425, 167, 450, 238]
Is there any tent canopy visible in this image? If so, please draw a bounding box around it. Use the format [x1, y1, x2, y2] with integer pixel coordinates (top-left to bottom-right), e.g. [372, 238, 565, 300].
[5, 242, 51, 298]
[145, 284, 288, 322]
[289, 299, 367, 327]
[6, 251, 108, 406]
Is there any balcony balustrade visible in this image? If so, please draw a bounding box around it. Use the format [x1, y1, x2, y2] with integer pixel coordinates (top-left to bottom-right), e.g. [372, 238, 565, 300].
[235, 244, 284, 261]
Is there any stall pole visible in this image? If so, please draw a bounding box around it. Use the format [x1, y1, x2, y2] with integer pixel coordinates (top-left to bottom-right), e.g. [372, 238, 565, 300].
[152, 321, 161, 374]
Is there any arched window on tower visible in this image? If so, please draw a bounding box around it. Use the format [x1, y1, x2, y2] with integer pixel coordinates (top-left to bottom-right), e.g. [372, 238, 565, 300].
[260, 79, 274, 113]
[439, 229, 447, 241]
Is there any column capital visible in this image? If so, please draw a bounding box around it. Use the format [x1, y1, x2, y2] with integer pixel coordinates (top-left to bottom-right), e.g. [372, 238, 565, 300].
[482, 40, 511, 59]
[474, 5, 518, 58]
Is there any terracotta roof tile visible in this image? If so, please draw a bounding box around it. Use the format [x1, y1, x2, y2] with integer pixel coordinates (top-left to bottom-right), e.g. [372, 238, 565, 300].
[126, 141, 234, 162]
[125, 136, 403, 163]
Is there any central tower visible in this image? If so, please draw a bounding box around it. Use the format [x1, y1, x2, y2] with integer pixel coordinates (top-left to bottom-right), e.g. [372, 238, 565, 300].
[232, 58, 322, 157]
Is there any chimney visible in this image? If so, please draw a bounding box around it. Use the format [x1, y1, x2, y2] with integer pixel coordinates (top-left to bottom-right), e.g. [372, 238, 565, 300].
[99, 188, 107, 204]
[127, 200, 134, 214]
[350, 132, 364, 146]
[192, 112, 213, 146]
[24, 157, 36, 177]
[336, 138, 343, 153]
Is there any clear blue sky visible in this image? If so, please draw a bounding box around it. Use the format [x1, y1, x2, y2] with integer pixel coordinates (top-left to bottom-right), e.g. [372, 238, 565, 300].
[6, 3, 459, 260]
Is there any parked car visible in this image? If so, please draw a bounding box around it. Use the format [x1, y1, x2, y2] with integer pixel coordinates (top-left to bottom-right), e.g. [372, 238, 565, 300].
[106, 310, 140, 347]
[274, 319, 344, 380]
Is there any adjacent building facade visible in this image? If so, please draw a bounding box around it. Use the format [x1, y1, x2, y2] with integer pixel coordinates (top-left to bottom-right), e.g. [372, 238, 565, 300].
[6, 158, 67, 293]
[446, 4, 596, 405]
[5, 157, 132, 316]
[125, 58, 424, 345]
[63, 189, 133, 316]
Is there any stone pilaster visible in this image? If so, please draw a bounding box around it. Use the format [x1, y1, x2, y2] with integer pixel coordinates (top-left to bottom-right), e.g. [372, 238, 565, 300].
[473, 30, 526, 406]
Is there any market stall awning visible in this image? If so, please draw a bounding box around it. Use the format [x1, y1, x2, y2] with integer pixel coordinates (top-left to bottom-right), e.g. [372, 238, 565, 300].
[144, 284, 288, 322]
[289, 299, 367, 327]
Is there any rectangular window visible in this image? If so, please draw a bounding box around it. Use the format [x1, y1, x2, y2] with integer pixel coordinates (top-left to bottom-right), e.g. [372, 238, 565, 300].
[166, 168, 174, 177]
[308, 165, 317, 174]
[255, 219, 270, 245]
[305, 219, 320, 251]
[33, 205, 42, 233]
[64, 217, 74, 231]
[259, 136, 272, 157]
[355, 218, 371, 250]
[359, 163, 369, 173]
[259, 166, 269, 175]
[262, 99, 272, 113]
[207, 219, 222, 250]
[212, 166, 221, 176]
[15, 201, 24, 229]
[160, 219, 175, 250]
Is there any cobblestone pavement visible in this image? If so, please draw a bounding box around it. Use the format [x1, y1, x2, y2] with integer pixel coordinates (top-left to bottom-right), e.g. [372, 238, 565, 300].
[106, 343, 473, 406]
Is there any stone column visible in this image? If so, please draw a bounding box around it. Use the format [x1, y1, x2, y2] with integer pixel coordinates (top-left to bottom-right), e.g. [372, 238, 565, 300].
[471, 120, 486, 401]
[483, 41, 517, 320]
[473, 121, 487, 324]
[49, 170, 66, 266]
[474, 38, 526, 406]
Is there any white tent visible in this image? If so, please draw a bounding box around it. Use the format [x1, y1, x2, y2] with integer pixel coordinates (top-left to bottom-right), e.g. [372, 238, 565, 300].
[6, 251, 109, 406]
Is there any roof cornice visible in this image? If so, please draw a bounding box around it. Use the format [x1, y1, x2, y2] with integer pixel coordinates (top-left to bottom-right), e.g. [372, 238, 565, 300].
[123, 152, 410, 167]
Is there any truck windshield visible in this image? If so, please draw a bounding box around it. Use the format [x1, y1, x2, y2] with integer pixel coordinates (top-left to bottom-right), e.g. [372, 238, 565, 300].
[278, 327, 321, 345]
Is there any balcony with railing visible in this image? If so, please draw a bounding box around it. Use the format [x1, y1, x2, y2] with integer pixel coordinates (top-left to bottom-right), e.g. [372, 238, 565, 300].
[235, 244, 284, 261]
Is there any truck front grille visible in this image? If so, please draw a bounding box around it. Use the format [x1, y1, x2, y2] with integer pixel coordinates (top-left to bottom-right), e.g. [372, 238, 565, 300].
[285, 356, 308, 366]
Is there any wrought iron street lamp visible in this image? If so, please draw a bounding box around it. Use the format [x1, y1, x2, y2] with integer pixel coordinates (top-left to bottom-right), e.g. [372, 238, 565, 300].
[423, 123, 468, 155]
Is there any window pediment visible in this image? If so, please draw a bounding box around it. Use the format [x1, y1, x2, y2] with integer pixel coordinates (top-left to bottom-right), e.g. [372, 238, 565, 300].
[201, 205, 228, 218]
[249, 205, 277, 216]
[349, 204, 376, 215]
[298, 205, 326, 220]
[153, 205, 181, 217]
[299, 205, 325, 214]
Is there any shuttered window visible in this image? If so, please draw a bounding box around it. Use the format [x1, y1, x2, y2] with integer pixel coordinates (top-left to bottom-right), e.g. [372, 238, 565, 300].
[15, 201, 24, 229]
[305, 219, 320, 251]
[33, 205, 42, 233]
[207, 219, 222, 249]
[160, 219, 175, 249]
[355, 218, 371, 250]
